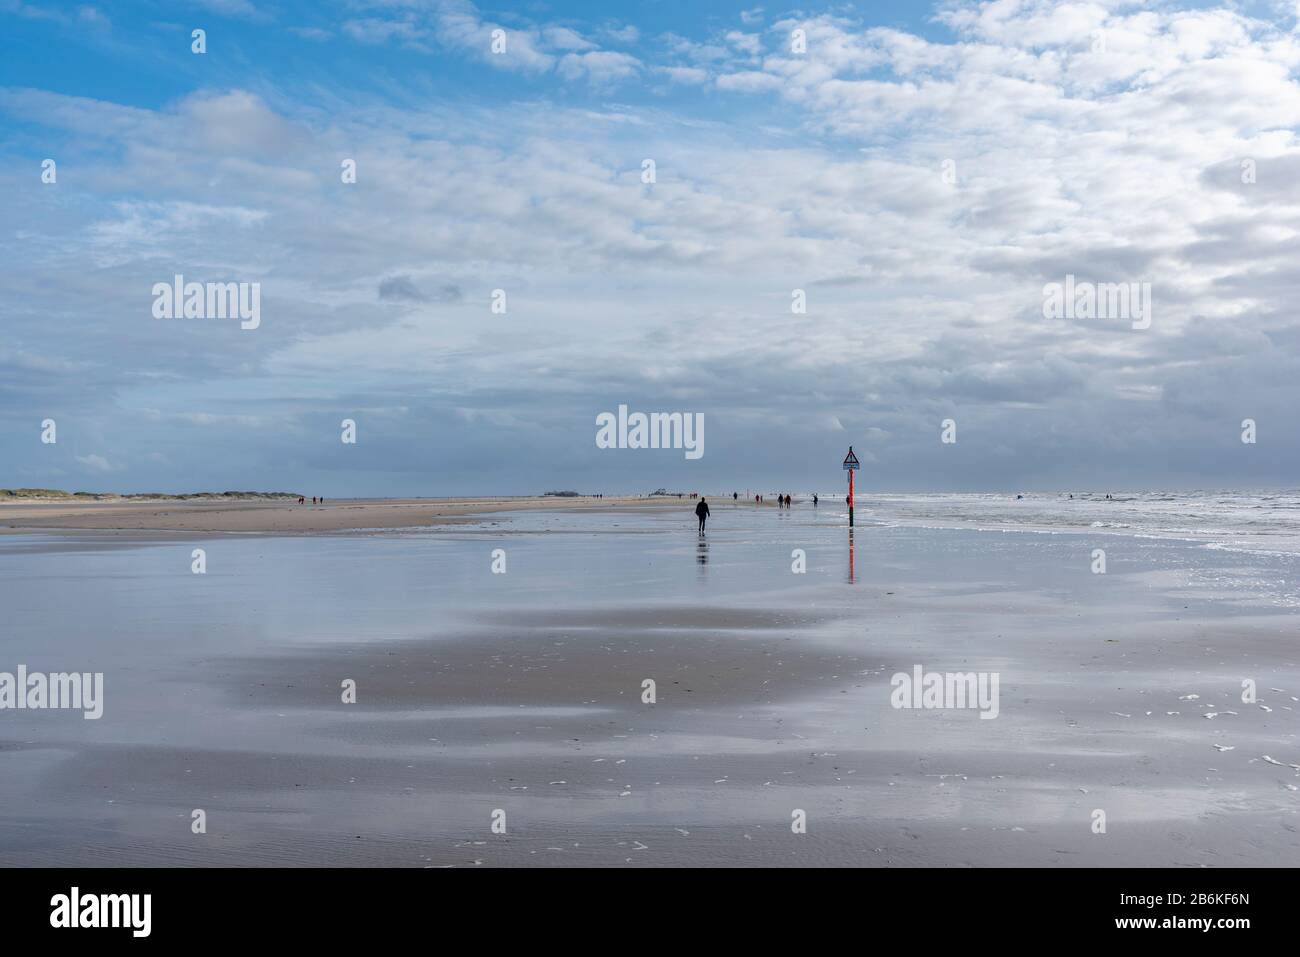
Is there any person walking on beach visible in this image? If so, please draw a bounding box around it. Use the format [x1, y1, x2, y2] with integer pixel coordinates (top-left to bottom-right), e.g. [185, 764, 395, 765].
[813, 494, 818, 506]
[695, 496, 710, 532]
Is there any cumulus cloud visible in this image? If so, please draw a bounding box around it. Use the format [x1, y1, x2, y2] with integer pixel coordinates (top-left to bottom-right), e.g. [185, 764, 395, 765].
[556, 50, 641, 84]
[543, 26, 595, 51]
[5, 0, 1300, 492]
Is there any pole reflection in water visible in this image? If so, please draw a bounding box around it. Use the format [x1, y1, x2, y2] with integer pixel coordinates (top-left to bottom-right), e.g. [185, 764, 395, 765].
[847, 527, 855, 584]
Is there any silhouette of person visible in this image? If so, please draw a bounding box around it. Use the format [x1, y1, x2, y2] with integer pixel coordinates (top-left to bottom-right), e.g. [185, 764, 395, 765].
[695, 496, 710, 532]
[813, 494, 818, 506]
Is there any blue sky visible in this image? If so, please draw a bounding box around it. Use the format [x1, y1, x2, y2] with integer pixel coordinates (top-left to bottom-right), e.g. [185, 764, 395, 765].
[4, 0, 1300, 496]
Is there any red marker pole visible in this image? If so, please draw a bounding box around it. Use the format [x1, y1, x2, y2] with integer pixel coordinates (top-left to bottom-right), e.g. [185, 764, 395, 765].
[843, 445, 859, 527]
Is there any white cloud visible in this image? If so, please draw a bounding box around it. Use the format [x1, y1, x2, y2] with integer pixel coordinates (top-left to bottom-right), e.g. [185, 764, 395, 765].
[725, 30, 763, 55]
[716, 70, 784, 92]
[543, 26, 595, 51]
[433, 0, 555, 72]
[657, 65, 710, 85]
[603, 23, 640, 44]
[9, 1, 1300, 489]
[556, 50, 642, 84]
[76, 454, 120, 473]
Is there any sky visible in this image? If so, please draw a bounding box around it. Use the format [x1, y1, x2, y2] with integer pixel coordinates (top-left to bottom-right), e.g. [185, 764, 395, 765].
[3, 0, 1300, 496]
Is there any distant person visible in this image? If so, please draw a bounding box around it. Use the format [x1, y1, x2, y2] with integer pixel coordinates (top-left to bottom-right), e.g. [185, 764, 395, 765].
[312, 496, 317, 504]
[695, 496, 710, 532]
[813, 494, 818, 506]
[733, 492, 738, 502]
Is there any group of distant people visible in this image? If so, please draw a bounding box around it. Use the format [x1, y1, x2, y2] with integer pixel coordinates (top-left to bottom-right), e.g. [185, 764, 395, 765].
[297, 496, 326, 504]
[696, 491, 827, 530]
[751, 494, 792, 505]
[729, 492, 817, 507]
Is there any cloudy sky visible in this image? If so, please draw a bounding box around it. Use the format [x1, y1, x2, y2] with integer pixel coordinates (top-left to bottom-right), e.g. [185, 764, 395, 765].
[2, 0, 1299, 495]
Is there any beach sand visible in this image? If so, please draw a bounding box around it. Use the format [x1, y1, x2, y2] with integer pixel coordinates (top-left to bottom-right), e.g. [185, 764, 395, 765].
[0, 495, 674, 535]
[1, 501, 1298, 866]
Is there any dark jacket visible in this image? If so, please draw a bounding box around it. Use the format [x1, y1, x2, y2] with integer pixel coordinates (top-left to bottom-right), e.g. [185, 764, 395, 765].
[695, 501, 710, 517]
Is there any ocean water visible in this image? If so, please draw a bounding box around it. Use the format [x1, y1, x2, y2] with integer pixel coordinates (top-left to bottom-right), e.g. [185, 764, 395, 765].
[831, 490, 1300, 559]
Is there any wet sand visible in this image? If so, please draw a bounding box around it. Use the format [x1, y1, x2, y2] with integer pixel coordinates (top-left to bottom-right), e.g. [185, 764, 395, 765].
[0, 495, 675, 535]
[1, 506, 1298, 866]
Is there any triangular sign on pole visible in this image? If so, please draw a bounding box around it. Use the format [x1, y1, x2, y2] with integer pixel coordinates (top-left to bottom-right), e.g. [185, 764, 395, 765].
[843, 447, 860, 470]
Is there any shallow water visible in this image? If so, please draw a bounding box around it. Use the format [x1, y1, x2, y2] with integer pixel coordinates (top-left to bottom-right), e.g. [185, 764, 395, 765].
[847, 489, 1300, 558]
[1, 504, 1298, 866]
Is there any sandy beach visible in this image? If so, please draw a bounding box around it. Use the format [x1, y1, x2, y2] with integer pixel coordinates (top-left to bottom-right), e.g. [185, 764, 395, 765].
[0, 495, 676, 535]
[1, 497, 1298, 867]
